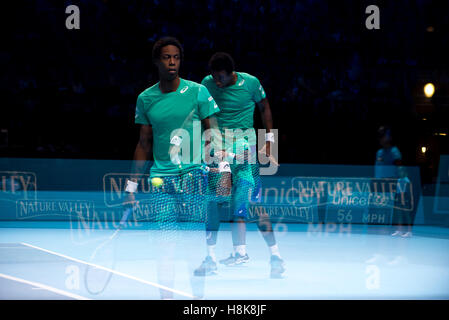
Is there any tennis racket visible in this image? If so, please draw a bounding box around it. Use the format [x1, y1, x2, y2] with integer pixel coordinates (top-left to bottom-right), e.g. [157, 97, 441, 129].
[84, 207, 133, 295]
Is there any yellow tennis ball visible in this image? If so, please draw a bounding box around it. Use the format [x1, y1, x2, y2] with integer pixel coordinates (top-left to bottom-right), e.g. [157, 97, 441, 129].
[151, 177, 163, 188]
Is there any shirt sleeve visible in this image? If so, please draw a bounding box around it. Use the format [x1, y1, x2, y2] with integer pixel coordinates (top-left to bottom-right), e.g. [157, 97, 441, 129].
[392, 147, 402, 161]
[375, 149, 383, 162]
[135, 95, 150, 125]
[197, 85, 220, 120]
[248, 75, 267, 103]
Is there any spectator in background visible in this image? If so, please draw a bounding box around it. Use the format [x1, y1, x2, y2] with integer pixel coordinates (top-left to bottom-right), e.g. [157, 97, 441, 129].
[373, 125, 413, 238]
[374, 125, 402, 179]
[366, 125, 407, 265]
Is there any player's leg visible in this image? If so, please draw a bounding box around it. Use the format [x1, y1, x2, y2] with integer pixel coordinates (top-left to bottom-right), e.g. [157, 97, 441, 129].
[177, 169, 215, 296]
[401, 189, 414, 237]
[256, 212, 285, 278]
[219, 217, 249, 266]
[205, 169, 229, 254]
[194, 166, 231, 276]
[252, 163, 276, 248]
[210, 168, 232, 253]
[219, 169, 251, 266]
[193, 201, 220, 277]
[206, 201, 220, 246]
[251, 162, 285, 278]
[205, 201, 231, 258]
[401, 211, 413, 237]
[252, 164, 278, 249]
[149, 176, 178, 299]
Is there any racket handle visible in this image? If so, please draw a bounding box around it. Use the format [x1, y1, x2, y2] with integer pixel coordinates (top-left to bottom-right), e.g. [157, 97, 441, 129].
[119, 207, 133, 227]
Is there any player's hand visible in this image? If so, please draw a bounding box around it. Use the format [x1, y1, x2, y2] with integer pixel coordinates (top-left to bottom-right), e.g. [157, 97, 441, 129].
[259, 142, 279, 167]
[213, 150, 225, 161]
[214, 150, 236, 163]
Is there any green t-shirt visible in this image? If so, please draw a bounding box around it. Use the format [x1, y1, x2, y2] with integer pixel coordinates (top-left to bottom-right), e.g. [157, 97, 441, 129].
[201, 72, 266, 155]
[135, 78, 219, 177]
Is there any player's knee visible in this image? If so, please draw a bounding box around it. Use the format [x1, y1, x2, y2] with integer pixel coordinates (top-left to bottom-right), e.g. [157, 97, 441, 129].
[257, 216, 273, 233]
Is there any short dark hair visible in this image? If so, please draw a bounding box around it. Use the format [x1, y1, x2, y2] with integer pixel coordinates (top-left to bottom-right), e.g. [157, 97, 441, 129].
[152, 37, 184, 63]
[208, 52, 235, 74]
[378, 125, 392, 139]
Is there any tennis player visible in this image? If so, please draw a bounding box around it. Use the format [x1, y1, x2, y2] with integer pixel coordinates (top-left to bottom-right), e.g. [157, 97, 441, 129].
[124, 37, 219, 299]
[194, 52, 285, 278]
[374, 125, 413, 238]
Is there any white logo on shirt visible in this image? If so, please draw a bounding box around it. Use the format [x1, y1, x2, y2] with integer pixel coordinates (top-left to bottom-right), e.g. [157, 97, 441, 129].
[214, 102, 218, 109]
[170, 135, 183, 146]
[238, 79, 245, 86]
[180, 86, 189, 93]
[208, 96, 213, 101]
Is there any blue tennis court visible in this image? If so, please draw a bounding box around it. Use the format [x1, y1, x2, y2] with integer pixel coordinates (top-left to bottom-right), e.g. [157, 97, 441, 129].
[1, 221, 449, 300]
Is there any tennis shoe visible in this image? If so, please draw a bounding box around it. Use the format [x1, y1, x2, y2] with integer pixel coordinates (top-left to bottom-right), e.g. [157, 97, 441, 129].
[219, 253, 249, 266]
[194, 256, 218, 276]
[270, 255, 285, 278]
[401, 231, 413, 238]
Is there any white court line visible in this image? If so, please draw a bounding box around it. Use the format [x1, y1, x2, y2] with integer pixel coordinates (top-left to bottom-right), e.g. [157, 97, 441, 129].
[0, 273, 90, 300]
[20, 242, 195, 299]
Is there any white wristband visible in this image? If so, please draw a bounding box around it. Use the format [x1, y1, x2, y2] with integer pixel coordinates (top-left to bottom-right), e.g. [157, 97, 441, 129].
[125, 180, 138, 193]
[265, 132, 275, 143]
[218, 161, 231, 173]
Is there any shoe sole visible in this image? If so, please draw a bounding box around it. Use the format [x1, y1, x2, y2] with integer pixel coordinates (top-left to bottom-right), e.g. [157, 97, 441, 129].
[223, 259, 249, 266]
[194, 270, 218, 277]
[270, 268, 286, 279]
[270, 262, 286, 278]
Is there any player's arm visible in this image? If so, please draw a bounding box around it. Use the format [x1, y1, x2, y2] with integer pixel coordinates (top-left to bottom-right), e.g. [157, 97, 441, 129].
[201, 116, 215, 144]
[202, 116, 231, 168]
[133, 124, 153, 162]
[197, 84, 223, 165]
[131, 124, 153, 177]
[257, 98, 274, 132]
[257, 98, 275, 158]
[393, 147, 403, 166]
[202, 115, 231, 195]
[124, 124, 153, 203]
[202, 115, 220, 146]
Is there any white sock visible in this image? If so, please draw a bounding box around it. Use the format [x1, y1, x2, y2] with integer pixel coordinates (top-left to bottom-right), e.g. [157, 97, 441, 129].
[233, 245, 246, 256]
[269, 244, 281, 258]
[207, 245, 216, 261]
